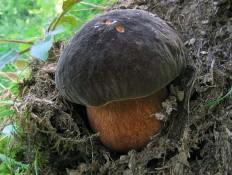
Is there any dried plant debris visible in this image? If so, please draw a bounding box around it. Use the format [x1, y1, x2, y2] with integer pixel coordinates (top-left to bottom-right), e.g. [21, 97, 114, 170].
[18, 0, 232, 174]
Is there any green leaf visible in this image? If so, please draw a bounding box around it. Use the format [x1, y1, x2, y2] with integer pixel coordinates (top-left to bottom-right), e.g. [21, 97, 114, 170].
[0, 153, 29, 169]
[30, 35, 53, 61]
[13, 59, 28, 69]
[19, 37, 41, 51]
[0, 99, 14, 106]
[205, 87, 232, 107]
[0, 50, 19, 70]
[30, 27, 65, 61]
[52, 15, 78, 27]
[0, 110, 14, 118]
[62, 0, 82, 11]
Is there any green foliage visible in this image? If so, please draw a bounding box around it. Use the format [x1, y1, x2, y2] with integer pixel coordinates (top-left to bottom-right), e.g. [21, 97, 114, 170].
[0, 0, 58, 54]
[52, 15, 78, 27]
[0, 50, 19, 70]
[0, 124, 51, 174]
[0, 0, 112, 122]
[0, 127, 30, 174]
[205, 87, 232, 107]
[63, 0, 83, 11]
[0, 110, 14, 118]
[0, 0, 112, 61]
[64, 0, 110, 36]
[30, 27, 65, 61]
[0, 0, 115, 173]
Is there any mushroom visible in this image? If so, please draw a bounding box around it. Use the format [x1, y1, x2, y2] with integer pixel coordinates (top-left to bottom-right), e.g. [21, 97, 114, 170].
[55, 9, 186, 152]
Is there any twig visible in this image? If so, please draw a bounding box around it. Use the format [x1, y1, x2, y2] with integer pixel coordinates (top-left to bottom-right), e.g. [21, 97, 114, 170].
[71, 8, 106, 12]
[80, 1, 107, 11]
[0, 39, 34, 45]
[210, 58, 215, 84]
[0, 41, 32, 56]
[87, 130, 95, 165]
[19, 48, 31, 55]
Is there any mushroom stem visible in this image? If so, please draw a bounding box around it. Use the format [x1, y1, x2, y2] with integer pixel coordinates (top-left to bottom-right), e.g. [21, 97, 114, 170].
[87, 87, 168, 152]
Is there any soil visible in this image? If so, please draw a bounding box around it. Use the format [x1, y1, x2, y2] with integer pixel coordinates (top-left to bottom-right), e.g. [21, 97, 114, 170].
[19, 0, 232, 174]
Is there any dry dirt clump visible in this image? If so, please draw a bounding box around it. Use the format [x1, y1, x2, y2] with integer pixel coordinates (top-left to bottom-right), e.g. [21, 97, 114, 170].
[19, 0, 231, 174]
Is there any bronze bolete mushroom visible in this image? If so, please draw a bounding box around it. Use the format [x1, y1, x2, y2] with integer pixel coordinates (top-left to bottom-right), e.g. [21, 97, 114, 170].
[55, 9, 186, 152]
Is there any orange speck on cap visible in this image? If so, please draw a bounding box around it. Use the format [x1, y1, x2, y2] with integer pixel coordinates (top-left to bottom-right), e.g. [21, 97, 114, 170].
[116, 25, 125, 33]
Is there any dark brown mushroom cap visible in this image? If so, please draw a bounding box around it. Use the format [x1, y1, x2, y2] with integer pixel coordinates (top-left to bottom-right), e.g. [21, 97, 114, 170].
[55, 9, 186, 107]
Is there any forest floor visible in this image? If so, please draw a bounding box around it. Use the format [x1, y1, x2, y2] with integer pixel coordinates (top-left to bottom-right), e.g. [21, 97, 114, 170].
[19, 0, 231, 174]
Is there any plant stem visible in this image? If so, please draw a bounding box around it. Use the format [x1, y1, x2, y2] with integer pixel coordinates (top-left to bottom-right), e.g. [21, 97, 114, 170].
[80, 1, 107, 11]
[71, 7, 106, 12]
[19, 48, 31, 55]
[48, 11, 67, 32]
[0, 39, 34, 45]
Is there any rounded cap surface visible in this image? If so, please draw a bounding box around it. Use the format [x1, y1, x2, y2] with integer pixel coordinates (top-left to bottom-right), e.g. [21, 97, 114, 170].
[55, 9, 186, 106]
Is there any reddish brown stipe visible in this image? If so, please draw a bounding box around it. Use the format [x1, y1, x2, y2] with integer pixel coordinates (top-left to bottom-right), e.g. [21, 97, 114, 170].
[87, 88, 168, 152]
